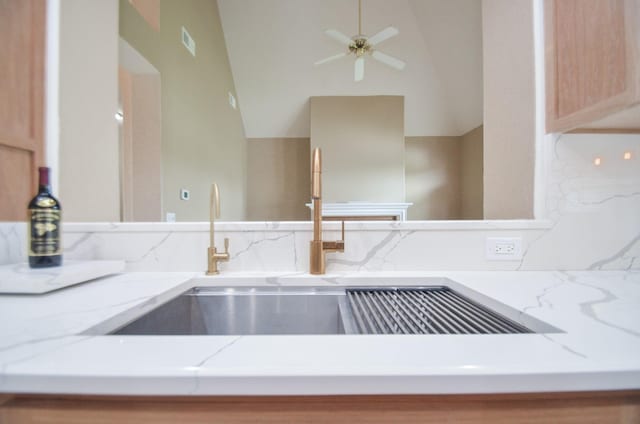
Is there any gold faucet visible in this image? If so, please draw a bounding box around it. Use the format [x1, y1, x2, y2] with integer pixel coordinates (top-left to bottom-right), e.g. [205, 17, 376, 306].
[207, 183, 230, 275]
[310, 148, 345, 274]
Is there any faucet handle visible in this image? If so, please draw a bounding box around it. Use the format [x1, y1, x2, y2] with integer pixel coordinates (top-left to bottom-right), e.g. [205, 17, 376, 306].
[322, 221, 345, 252]
[224, 237, 230, 253]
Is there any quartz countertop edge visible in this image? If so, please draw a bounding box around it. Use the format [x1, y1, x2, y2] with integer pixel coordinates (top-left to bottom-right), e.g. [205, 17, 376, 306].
[0, 270, 638, 396]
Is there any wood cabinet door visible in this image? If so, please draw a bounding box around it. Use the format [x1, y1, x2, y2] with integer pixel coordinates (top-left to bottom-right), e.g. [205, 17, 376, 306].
[545, 0, 640, 133]
[0, 0, 46, 220]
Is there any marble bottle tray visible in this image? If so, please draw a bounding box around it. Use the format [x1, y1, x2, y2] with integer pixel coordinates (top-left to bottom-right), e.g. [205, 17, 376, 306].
[0, 260, 125, 294]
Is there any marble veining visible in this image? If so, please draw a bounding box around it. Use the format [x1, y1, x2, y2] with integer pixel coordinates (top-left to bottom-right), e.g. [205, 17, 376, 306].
[1, 271, 639, 395]
[519, 272, 568, 316]
[231, 231, 294, 260]
[130, 232, 175, 264]
[510, 272, 589, 359]
[561, 271, 640, 338]
[539, 333, 589, 359]
[1, 135, 638, 273]
[189, 336, 244, 395]
[0, 133, 638, 395]
[0, 223, 26, 265]
[328, 231, 398, 270]
[587, 232, 640, 271]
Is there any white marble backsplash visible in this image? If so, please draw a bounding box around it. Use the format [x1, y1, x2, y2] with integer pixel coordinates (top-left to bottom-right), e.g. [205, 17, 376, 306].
[0, 223, 26, 265]
[1, 133, 638, 272]
[57, 221, 552, 272]
[525, 133, 640, 270]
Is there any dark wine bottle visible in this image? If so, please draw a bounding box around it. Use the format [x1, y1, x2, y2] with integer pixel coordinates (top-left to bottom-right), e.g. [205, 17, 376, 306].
[28, 167, 63, 268]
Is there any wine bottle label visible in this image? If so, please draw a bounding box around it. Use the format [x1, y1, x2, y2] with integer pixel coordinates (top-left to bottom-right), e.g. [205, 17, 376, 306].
[28, 209, 62, 256]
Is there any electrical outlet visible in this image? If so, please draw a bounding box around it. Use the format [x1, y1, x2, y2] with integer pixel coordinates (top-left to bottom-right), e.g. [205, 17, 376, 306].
[180, 189, 190, 201]
[486, 237, 523, 261]
[166, 212, 176, 222]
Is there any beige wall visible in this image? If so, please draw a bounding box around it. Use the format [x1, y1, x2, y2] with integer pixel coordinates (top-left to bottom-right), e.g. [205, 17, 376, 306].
[405, 127, 483, 221]
[119, 70, 163, 222]
[120, 0, 246, 221]
[247, 138, 310, 221]
[310, 96, 405, 203]
[461, 126, 484, 219]
[405, 137, 461, 220]
[59, 0, 120, 222]
[245, 133, 483, 221]
[482, 0, 535, 219]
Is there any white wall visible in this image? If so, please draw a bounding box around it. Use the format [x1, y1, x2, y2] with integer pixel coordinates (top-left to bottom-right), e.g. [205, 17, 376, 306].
[58, 0, 120, 221]
[246, 138, 310, 221]
[482, 0, 535, 219]
[405, 136, 461, 220]
[45, 0, 60, 193]
[461, 126, 484, 219]
[409, 0, 483, 135]
[218, 0, 481, 138]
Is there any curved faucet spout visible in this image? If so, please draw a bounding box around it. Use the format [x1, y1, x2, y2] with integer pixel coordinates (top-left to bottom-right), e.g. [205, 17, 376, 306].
[210, 183, 220, 248]
[311, 148, 322, 199]
[311, 148, 322, 243]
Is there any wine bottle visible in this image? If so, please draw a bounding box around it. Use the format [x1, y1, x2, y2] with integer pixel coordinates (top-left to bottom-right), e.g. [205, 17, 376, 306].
[28, 167, 62, 268]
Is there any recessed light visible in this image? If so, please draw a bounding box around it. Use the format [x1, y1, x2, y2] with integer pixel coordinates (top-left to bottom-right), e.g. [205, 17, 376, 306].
[593, 157, 602, 166]
[623, 151, 632, 160]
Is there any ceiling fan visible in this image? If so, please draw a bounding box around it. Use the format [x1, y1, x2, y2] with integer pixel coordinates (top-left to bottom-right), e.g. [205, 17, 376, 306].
[314, 0, 406, 82]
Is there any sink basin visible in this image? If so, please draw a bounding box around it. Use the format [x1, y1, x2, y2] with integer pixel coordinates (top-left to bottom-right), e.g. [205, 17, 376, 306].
[113, 287, 355, 335]
[107, 284, 559, 336]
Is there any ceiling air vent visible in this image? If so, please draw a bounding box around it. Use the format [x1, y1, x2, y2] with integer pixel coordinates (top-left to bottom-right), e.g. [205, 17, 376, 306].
[181, 26, 196, 57]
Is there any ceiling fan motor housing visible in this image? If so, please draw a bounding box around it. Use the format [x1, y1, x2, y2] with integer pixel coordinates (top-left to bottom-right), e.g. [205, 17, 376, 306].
[349, 37, 371, 57]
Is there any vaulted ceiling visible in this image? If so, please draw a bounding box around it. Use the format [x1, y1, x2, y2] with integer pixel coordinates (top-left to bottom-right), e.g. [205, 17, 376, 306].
[217, 0, 483, 138]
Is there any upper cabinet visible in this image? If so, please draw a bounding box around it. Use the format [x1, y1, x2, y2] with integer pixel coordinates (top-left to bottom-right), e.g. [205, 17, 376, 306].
[545, 0, 640, 133]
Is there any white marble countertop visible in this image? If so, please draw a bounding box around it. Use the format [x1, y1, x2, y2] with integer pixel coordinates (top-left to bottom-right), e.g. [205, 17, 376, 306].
[0, 270, 638, 396]
[0, 260, 125, 294]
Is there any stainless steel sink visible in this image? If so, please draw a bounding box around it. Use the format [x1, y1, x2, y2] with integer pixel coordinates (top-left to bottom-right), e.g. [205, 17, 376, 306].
[113, 287, 356, 335]
[107, 285, 558, 336]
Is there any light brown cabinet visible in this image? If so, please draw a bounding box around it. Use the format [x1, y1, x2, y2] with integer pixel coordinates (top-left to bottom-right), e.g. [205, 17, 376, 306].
[545, 0, 640, 133]
[0, 0, 46, 220]
[2, 392, 640, 423]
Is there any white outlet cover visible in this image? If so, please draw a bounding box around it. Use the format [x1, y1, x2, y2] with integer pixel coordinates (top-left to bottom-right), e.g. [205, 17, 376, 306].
[180, 189, 190, 201]
[485, 237, 523, 261]
[166, 212, 176, 222]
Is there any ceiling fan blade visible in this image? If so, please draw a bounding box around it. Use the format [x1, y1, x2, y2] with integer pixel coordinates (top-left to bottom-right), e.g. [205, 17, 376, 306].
[354, 57, 364, 82]
[325, 29, 353, 46]
[314, 52, 348, 66]
[367, 26, 399, 46]
[371, 50, 406, 70]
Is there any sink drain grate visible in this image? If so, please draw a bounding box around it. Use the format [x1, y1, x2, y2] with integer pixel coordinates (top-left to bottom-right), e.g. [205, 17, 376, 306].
[346, 287, 532, 335]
